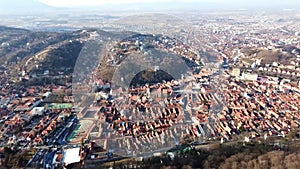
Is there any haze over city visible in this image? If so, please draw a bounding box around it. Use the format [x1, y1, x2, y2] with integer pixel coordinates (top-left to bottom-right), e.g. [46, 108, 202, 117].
[1, 0, 300, 14]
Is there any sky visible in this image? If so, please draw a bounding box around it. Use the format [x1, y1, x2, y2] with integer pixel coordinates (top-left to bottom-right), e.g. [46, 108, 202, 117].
[39, 0, 215, 7]
[0, 0, 299, 14]
[38, 0, 300, 8]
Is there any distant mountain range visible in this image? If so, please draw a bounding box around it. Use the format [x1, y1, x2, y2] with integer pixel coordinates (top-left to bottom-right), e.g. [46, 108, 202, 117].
[0, 0, 61, 14]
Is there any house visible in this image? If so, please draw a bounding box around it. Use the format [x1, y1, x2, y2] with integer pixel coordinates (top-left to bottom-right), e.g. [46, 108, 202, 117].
[241, 72, 258, 81]
[30, 107, 45, 116]
[231, 68, 241, 77]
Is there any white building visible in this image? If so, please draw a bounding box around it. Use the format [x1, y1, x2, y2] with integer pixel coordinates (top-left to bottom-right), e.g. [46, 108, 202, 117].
[241, 72, 258, 81]
[31, 107, 45, 116]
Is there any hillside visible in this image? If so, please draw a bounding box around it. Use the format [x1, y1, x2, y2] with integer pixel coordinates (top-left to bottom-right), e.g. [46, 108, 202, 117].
[0, 26, 201, 88]
[0, 26, 92, 85]
[241, 47, 299, 65]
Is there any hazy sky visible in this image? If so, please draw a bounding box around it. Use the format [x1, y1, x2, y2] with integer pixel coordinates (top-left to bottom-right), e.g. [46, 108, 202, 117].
[39, 0, 214, 7]
[0, 0, 299, 14]
[39, 0, 300, 8]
